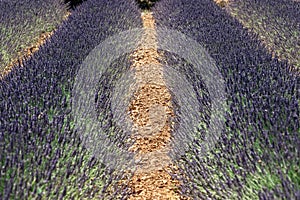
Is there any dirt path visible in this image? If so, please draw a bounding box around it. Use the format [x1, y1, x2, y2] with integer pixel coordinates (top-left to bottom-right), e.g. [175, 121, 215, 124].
[125, 11, 188, 200]
[214, 0, 230, 7]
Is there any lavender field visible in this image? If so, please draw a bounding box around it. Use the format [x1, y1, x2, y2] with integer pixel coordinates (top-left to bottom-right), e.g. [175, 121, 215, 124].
[0, 0, 299, 199]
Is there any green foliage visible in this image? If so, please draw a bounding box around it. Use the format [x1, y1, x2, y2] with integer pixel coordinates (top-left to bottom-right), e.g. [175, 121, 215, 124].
[136, 0, 159, 9]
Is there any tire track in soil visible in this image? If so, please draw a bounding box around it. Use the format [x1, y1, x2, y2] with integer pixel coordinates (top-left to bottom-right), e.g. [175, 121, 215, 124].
[124, 11, 189, 200]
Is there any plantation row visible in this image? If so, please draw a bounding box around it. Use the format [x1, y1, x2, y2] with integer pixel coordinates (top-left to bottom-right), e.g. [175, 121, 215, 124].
[227, 0, 300, 69]
[153, 0, 299, 199]
[0, 0, 158, 77]
[0, 0, 68, 75]
[1, 0, 142, 199]
[0, 0, 299, 199]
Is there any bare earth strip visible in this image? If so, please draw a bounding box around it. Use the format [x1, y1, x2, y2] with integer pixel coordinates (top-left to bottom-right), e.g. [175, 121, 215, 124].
[125, 12, 189, 200]
[214, 0, 230, 7]
[0, 12, 71, 79]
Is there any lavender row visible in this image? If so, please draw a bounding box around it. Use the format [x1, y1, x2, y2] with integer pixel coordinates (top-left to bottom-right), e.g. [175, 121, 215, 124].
[0, 0, 142, 199]
[153, 0, 299, 199]
[234, 0, 300, 26]
[227, 0, 300, 69]
[0, 0, 68, 72]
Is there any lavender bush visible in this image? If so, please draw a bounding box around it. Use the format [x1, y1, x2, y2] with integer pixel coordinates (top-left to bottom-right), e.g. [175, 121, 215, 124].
[153, 0, 299, 199]
[0, 0, 68, 73]
[226, 0, 300, 69]
[0, 0, 142, 199]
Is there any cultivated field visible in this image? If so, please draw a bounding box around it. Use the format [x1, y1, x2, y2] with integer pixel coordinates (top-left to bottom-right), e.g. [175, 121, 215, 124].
[0, 0, 299, 199]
